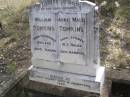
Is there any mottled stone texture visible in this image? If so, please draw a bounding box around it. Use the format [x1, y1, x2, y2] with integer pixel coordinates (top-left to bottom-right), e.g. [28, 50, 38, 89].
[24, 72, 100, 97]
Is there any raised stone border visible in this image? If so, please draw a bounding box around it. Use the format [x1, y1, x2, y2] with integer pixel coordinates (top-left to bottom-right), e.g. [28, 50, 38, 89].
[0, 69, 107, 97]
[0, 70, 27, 97]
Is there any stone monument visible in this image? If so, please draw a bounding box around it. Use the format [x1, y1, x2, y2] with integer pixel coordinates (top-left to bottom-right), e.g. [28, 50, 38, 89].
[29, 0, 105, 95]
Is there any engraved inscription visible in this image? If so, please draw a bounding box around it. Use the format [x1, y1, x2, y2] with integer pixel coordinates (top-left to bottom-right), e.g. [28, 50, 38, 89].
[59, 13, 87, 64]
[30, 12, 58, 61]
[29, 0, 98, 65]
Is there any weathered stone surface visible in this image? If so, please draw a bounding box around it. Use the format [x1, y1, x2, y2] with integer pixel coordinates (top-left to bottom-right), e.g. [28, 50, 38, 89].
[31, 58, 97, 76]
[100, 75, 112, 97]
[29, 66, 101, 93]
[29, 0, 104, 95]
[29, 0, 99, 68]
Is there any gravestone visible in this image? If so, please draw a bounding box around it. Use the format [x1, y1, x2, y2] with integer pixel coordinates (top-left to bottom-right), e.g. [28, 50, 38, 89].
[29, 0, 105, 95]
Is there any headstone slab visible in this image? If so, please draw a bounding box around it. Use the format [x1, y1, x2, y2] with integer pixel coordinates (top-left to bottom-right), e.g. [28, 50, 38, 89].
[29, 0, 104, 94]
[29, 0, 99, 66]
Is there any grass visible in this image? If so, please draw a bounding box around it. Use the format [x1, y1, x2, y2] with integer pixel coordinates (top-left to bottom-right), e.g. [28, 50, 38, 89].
[99, 0, 130, 69]
[0, 0, 38, 46]
[0, 0, 38, 74]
